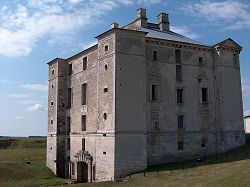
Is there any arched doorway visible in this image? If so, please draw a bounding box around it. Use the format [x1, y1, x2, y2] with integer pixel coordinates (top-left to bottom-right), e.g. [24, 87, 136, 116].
[77, 161, 88, 182]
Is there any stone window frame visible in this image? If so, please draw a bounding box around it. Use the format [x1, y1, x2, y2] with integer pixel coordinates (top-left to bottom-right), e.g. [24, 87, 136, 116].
[176, 88, 184, 105]
[82, 56, 87, 70]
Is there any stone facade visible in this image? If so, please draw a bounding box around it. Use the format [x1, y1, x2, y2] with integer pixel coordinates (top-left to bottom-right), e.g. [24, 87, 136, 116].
[46, 8, 245, 182]
[245, 116, 250, 133]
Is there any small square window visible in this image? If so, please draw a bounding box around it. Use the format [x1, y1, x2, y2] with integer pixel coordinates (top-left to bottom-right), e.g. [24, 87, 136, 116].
[104, 88, 108, 93]
[201, 143, 206, 147]
[103, 151, 106, 154]
[199, 57, 203, 63]
[105, 45, 109, 52]
[103, 134, 106, 137]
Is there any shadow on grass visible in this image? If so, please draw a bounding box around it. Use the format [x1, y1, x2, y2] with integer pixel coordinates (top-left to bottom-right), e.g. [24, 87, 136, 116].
[146, 134, 250, 174]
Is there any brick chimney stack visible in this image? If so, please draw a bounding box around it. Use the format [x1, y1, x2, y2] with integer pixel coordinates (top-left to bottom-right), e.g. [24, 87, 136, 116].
[157, 13, 170, 31]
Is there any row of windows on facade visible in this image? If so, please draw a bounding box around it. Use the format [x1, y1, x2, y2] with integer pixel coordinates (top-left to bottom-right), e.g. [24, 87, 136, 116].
[64, 137, 206, 152]
[151, 84, 208, 103]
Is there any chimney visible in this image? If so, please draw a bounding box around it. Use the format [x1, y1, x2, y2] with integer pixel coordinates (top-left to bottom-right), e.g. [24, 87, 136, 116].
[136, 8, 147, 28]
[111, 23, 119, 29]
[157, 13, 170, 31]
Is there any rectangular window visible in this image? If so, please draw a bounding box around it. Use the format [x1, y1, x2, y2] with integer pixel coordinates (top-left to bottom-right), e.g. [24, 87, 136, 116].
[71, 162, 75, 175]
[176, 65, 182, 81]
[177, 89, 183, 104]
[105, 45, 109, 52]
[82, 138, 85, 151]
[153, 51, 158, 61]
[151, 84, 158, 101]
[68, 64, 72, 76]
[83, 57, 87, 70]
[202, 88, 208, 102]
[175, 49, 181, 64]
[178, 141, 183, 150]
[178, 115, 183, 129]
[82, 115, 86, 131]
[199, 57, 203, 63]
[67, 117, 71, 135]
[81, 83, 87, 105]
[67, 88, 72, 108]
[151, 112, 160, 130]
[66, 138, 70, 150]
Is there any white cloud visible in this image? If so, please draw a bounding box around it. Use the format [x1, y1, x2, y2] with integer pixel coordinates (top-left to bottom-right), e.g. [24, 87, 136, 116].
[0, 0, 162, 58]
[18, 100, 40, 105]
[27, 104, 46, 112]
[0, 80, 16, 84]
[181, 0, 250, 30]
[171, 26, 200, 39]
[9, 93, 29, 98]
[20, 84, 48, 91]
[16, 116, 24, 120]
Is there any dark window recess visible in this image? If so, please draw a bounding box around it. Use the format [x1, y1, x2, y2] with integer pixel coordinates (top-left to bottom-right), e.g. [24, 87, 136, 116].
[104, 64, 108, 70]
[103, 134, 106, 137]
[82, 138, 85, 151]
[82, 83, 87, 105]
[104, 88, 108, 93]
[72, 162, 75, 175]
[52, 70, 55, 74]
[177, 89, 183, 104]
[82, 115, 86, 131]
[51, 85, 54, 89]
[83, 57, 87, 70]
[51, 102, 53, 106]
[198, 78, 202, 83]
[105, 45, 109, 52]
[178, 115, 183, 129]
[67, 117, 71, 135]
[233, 54, 238, 63]
[178, 141, 183, 150]
[103, 152, 106, 155]
[103, 113, 107, 120]
[67, 88, 72, 108]
[199, 57, 203, 63]
[51, 120, 53, 125]
[67, 138, 70, 150]
[202, 88, 208, 102]
[176, 65, 182, 81]
[151, 84, 158, 101]
[155, 121, 160, 130]
[201, 143, 206, 147]
[175, 49, 181, 64]
[68, 64, 72, 76]
[153, 51, 158, 61]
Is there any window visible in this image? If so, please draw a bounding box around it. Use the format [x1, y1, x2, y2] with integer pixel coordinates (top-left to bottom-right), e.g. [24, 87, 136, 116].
[103, 113, 107, 120]
[82, 115, 86, 131]
[67, 117, 71, 135]
[82, 138, 85, 151]
[151, 112, 160, 130]
[51, 102, 53, 106]
[177, 89, 183, 104]
[103, 151, 106, 154]
[153, 51, 158, 61]
[104, 88, 108, 93]
[66, 138, 70, 150]
[178, 141, 183, 150]
[176, 65, 182, 81]
[202, 88, 208, 103]
[50, 120, 53, 125]
[201, 143, 206, 147]
[199, 57, 203, 63]
[51, 85, 54, 89]
[105, 45, 109, 52]
[233, 54, 239, 64]
[175, 49, 181, 64]
[151, 84, 158, 102]
[83, 57, 87, 70]
[104, 64, 108, 70]
[81, 83, 87, 105]
[178, 115, 183, 129]
[71, 162, 75, 175]
[52, 70, 55, 75]
[67, 88, 72, 108]
[68, 64, 72, 76]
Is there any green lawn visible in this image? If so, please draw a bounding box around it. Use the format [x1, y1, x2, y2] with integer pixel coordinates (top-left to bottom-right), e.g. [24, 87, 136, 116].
[1, 136, 250, 187]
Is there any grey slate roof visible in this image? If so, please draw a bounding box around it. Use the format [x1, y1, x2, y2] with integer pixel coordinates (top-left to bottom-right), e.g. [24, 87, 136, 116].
[140, 27, 204, 45]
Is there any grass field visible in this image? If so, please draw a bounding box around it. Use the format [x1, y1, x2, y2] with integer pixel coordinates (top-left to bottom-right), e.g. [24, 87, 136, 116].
[1, 136, 250, 187]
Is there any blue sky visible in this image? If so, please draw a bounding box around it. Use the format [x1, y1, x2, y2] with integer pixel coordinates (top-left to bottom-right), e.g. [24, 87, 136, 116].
[0, 0, 249, 136]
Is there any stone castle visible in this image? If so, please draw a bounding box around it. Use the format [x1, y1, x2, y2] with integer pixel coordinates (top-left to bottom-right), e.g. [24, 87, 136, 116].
[46, 8, 245, 182]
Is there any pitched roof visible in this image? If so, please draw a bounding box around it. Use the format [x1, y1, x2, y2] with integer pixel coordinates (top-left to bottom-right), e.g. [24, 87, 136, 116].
[139, 27, 204, 45]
